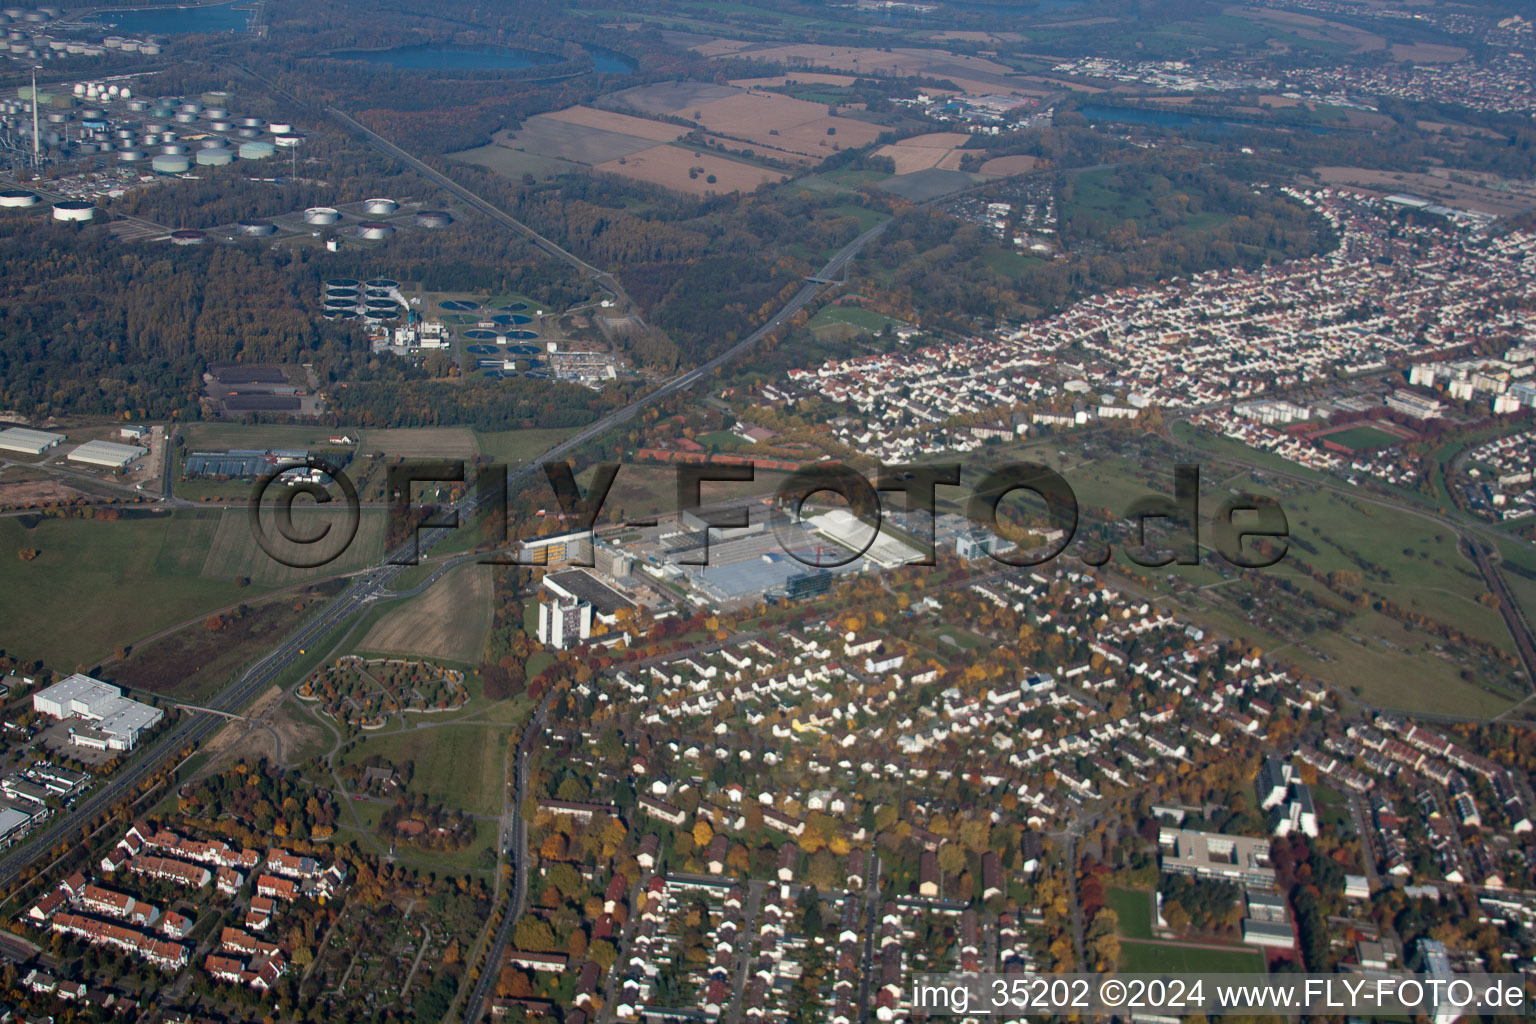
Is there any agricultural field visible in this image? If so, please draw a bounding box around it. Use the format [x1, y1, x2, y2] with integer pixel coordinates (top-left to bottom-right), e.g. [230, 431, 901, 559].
[593, 144, 788, 196]
[0, 510, 250, 668]
[476, 427, 577, 466]
[357, 562, 494, 663]
[873, 132, 974, 175]
[357, 427, 479, 458]
[199, 506, 387, 587]
[178, 422, 353, 451]
[297, 655, 469, 727]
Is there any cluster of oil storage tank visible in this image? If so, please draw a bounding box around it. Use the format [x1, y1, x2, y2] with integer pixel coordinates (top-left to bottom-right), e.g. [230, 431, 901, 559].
[0, 187, 96, 221]
[321, 278, 404, 323]
[0, 8, 153, 61]
[7, 84, 292, 167]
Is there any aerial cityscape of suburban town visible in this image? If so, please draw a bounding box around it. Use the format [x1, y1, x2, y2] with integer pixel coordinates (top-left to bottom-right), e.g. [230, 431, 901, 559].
[0, 0, 1534, 1020]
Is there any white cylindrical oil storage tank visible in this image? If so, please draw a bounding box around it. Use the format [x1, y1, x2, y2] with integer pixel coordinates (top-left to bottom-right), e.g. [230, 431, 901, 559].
[0, 189, 39, 207]
[46, 38, 65, 50]
[236, 127, 258, 138]
[2, 8, 23, 17]
[102, 34, 122, 47]
[362, 197, 397, 216]
[45, 111, 65, 124]
[115, 127, 135, 139]
[151, 152, 190, 173]
[303, 206, 339, 225]
[239, 116, 264, 129]
[64, 42, 83, 53]
[200, 90, 230, 106]
[118, 39, 138, 52]
[173, 111, 197, 124]
[160, 142, 187, 154]
[268, 121, 292, 134]
[127, 98, 148, 112]
[117, 147, 145, 162]
[159, 128, 176, 142]
[82, 44, 102, 55]
[238, 140, 274, 160]
[72, 82, 83, 95]
[52, 199, 94, 221]
[138, 42, 159, 54]
[205, 106, 228, 119]
[196, 147, 232, 166]
[178, 100, 202, 113]
[141, 132, 159, 145]
[273, 132, 303, 148]
[170, 229, 205, 245]
[198, 136, 227, 148]
[209, 119, 231, 131]
[236, 219, 276, 236]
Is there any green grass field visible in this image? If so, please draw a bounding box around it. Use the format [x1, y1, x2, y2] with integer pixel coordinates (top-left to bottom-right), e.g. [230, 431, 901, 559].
[1119, 940, 1264, 973]
[475, 428, 577, 467]
[1108, 887, 1155, 940]
[809, 304, 897, 335]
[0, 511, 250, 668]
[341, 724, 509, 817]
[179, 423, 351, 451]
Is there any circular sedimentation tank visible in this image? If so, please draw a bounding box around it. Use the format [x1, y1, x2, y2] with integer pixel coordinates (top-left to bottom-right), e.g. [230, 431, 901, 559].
[303, 206, 340, 225]
[366, 278, 398, 289]
[326, 277, 360, 288]
[51, 199, 94, 221]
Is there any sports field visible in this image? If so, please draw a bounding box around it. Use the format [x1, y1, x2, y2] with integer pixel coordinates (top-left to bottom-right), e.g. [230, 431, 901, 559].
[1315, 424, 1406, 452]
[1108, 887, 1155, 940]
[1119, 940, 1264, 973]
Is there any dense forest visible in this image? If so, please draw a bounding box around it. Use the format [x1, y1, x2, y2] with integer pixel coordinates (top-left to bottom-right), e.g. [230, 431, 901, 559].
[0, 218, 357, 419]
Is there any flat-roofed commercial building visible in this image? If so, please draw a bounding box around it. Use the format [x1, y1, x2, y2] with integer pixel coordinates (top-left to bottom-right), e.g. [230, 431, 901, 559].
[0, 426, 65, 455]
[1159, 828, 1277, 888]
[32, 674, 163, 751]
[68, 439, 148, 469]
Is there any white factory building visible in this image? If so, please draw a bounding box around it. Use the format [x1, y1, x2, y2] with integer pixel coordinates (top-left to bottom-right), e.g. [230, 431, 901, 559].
[67, 439, 148, 469]
[0, 427, 65, 456]
[32, 674, 163, 751]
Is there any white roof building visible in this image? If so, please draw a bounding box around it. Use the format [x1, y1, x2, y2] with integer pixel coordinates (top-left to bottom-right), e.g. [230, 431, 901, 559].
[68, 439, 148, 469]
[0, 426, 65, 455]
[32, 674, 163, 751]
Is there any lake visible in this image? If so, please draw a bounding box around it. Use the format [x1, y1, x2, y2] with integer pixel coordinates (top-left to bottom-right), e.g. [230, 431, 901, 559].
[333, 42, 636, 75]
[82, 0, 253, 35]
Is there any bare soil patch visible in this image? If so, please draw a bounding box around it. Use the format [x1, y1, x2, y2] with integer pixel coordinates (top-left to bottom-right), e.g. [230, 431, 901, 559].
[359, 562, 493, 663]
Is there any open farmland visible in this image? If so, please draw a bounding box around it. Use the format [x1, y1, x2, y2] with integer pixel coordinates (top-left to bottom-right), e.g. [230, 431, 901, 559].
[726, 43, 1044, 96]
[358, 562, 493, 663]
[200, 507, 386, 587]
[594, 145, 788, 196]
[873, 132, 974, 175]
[357, 427, 479, 458]
[540, 104, 690, 142]
[672, 90, 884, 163]
[0, 511, 251, 667]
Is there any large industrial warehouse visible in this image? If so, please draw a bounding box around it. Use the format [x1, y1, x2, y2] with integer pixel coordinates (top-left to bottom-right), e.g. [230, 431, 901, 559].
[0, 426, 65, 455]
[67, 438, 148, 468]
[32, 674, 163, 752]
